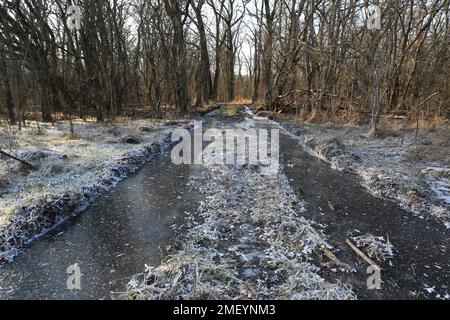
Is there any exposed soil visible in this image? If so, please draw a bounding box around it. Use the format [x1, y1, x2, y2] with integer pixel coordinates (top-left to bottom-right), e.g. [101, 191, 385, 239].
[280, 133, 449, 300]
[276, 118, 450, 225]
[126, 112, 355, 300]
[0, 151, 200, 299]
[0, 105, 448, 300]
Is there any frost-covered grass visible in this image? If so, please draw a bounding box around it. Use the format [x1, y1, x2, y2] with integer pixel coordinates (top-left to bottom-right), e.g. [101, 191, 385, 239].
[278, 118, 450, 224]
[125, 119, 355, 300]
[0, 118, 190, 262]
[424, 167, 450, 207]
[0, 119, 181, 225]
[350, 234, 395, 262]
[126, 164, 355, 300]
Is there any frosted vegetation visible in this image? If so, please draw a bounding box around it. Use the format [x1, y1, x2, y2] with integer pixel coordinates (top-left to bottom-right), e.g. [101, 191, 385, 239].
[125, 121, 355, 300]
[280, 119, 450, 224]
[0, 120, 179, 226]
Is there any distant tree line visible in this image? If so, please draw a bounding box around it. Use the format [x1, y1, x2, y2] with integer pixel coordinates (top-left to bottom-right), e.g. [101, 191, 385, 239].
[0, 0, 448, 134]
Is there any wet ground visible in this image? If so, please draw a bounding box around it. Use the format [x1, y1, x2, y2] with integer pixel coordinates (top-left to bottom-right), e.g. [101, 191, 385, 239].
[205, 110, 449, 299]
[0, 155, 200, 300]
[0, 107, 448, 300]
[280, 132, 449, 300]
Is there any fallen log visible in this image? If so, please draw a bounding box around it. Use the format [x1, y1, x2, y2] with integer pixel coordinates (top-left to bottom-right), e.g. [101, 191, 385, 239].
[0, 149, 38, 170]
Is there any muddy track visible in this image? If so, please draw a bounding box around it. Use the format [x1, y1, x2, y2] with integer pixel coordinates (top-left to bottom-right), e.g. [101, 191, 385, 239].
[0, 151, 201, 299]
[279, 130, 449, 300]
[127, 113, 354, 300]
[0, 132, 179, 265]
[0, 106, 448, 300]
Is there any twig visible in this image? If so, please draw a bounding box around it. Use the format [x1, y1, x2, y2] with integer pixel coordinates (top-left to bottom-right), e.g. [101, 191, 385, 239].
[346, 239, 382, 271]
[320, 246, 352, 270]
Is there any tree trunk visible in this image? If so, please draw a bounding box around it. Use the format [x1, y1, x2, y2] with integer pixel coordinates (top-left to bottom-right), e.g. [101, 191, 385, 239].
[193, 0, 212, 105]
[41, 83, 53, 122]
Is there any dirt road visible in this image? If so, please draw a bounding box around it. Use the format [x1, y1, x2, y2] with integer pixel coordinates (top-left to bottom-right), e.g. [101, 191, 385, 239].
[0, 106, 448, 300]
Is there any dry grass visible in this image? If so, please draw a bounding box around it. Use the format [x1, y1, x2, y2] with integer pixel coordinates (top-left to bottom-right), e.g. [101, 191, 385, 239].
[232, 98, 253, 105]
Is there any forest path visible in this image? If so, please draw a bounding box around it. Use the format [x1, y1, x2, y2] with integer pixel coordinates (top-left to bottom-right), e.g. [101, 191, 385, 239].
[279, 131, 449, 300]
[204, 107, 448, 299]
[0, 106, 448, 300]
[0, 152, 202, 299]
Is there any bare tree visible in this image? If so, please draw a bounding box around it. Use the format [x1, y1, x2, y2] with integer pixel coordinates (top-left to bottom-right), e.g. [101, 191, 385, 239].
[164, 0, 191, 115]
